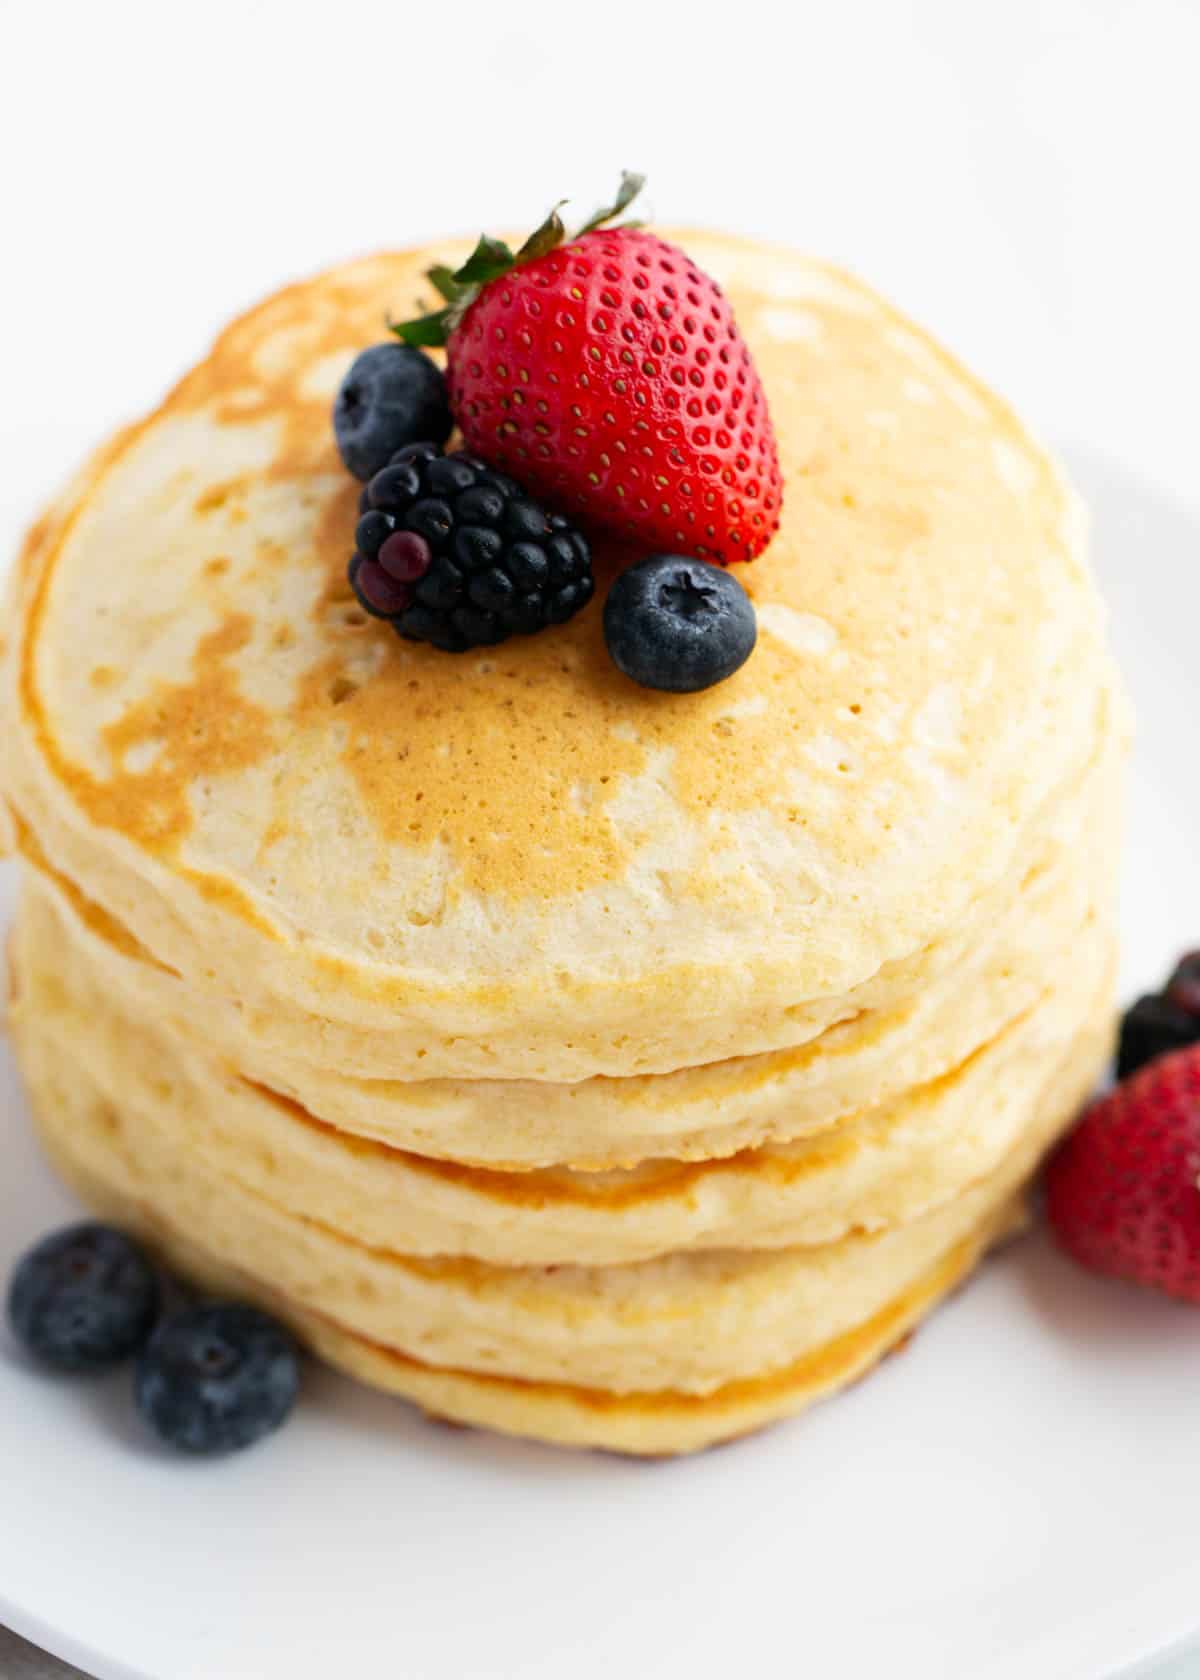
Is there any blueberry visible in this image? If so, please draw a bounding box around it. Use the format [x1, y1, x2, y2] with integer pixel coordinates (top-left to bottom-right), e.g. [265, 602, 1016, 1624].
[603, 555, 757, 692]
[1117, 993, 1200, 1079]
[135, 1303, 300, 1455]
[7, 1222, 159, 1373]
[333, 344, 453, 481]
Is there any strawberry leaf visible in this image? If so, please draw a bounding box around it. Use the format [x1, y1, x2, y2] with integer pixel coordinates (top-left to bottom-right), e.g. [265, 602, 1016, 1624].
[391, 173, 647, 345]
[452, 234, 517, 287]
[516, 201, 568, 264]
[578, 171, 646, 236]
[389, 308, 453, 349]
[426, 264, 466, 304]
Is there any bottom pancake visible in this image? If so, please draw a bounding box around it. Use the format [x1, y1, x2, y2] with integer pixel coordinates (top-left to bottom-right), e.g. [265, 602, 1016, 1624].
[9, 957, 1111, 1451]
[33, 1132, 1028, 1455]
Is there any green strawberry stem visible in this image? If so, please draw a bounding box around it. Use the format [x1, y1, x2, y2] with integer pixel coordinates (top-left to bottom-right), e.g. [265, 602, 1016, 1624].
[391, 172, 646, 349]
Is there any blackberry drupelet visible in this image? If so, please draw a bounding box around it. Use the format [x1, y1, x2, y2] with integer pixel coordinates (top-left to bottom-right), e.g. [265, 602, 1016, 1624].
[349, 444, 594, 652]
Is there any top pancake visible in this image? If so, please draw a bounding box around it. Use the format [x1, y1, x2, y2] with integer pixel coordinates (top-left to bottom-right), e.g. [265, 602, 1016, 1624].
[1, 235, 1115, 1080]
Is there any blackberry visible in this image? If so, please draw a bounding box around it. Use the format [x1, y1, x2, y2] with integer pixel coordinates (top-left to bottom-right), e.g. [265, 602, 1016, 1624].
[1166, 952, 1200, 1018]
[349, 444, 594, 652]
[1113, 952, 1200, 1080]
[1117, 990, 1200, 1080]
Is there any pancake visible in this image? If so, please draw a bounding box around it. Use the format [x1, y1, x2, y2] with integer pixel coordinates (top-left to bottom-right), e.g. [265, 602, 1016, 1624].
[0, 231, 1128, 1454]
[13, 973, 1109, 1451]
[0, 235, 1116, 1083]
[11, 878, 1115, 1265]
[13, 680, 1123, 1171]
[40, 1134, 1029, 1455]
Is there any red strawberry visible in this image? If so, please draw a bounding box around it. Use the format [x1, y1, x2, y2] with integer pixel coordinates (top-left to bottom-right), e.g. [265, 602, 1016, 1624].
[1045, 1045, 1200, 1302]
[394, 175, 783, 565]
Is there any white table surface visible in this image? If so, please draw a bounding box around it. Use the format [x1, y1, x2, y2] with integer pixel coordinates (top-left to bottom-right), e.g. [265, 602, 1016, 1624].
[2, 2, 1198, 1675]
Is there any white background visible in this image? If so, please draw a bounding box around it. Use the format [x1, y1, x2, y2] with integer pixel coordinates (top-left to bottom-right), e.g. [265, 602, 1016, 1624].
[2, 0, 1198, 523]
[1, 2, 1198, 1677]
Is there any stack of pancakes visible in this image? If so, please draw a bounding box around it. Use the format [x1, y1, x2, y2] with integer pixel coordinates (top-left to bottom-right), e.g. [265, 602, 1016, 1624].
[0, 236, 1127, 1453]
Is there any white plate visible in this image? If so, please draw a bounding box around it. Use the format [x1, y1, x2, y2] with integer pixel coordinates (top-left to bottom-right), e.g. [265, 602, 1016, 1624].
[1, 445, 1197, 1680]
